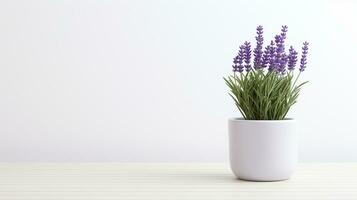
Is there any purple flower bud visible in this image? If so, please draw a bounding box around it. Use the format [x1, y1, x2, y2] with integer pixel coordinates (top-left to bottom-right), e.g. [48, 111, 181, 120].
[281, 25, 288, 40]
[243, 41, 252, 72]
[299, 42, 309, 72]
[279, 53, 288, 74]
[274, 26, 288, 73]
[274, 35, 282, 71]
[253, 25, 264, 69]
[287, 46, 298, 71]
[267, 41, 276, 72]
[262, 45, 270, 68]
[274, 35, 282, 50]
[232, 45, 245, 73]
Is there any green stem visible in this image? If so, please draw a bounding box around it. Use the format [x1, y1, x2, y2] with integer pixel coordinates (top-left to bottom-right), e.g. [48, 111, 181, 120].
[292, 71, 301, 89]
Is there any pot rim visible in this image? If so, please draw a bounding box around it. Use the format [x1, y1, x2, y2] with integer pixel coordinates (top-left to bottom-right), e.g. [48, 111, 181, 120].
[229, 117, 295, 123]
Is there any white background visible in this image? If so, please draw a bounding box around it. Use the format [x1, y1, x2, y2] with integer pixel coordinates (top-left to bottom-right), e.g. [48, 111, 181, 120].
[0, 0, 356, 162]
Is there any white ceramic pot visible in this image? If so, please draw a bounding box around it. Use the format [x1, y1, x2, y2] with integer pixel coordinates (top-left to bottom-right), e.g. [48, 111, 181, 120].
[228, 118, 297, 181]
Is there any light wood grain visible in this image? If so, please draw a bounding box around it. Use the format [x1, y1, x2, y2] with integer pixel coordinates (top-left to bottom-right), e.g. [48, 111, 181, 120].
[0, 163, 356, 200]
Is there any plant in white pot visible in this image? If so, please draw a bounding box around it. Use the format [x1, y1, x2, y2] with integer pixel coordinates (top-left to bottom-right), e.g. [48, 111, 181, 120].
[224, 25, 309, 181]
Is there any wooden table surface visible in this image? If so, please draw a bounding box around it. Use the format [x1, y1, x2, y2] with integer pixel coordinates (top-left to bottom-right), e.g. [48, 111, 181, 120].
[0, 163, 356, 200]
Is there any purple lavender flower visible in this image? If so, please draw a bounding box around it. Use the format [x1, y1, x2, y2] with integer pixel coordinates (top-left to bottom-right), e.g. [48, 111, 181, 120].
[274, 26, 289, 73]
[287, 46, 298, 71]
[280, 53, 288, 74]
[267, 41, 276, 72]
[233, 45, 245, 73]
[261, 45, 270, 68]
[253, 25, 264, 69]
[281, 25, 288, 40]
[243, 41, 252, 72]
[232, 61, 238, 73]
[274, 35, 283, 71]
[230, 25, 308, 74]
[299, 42, 309, 72]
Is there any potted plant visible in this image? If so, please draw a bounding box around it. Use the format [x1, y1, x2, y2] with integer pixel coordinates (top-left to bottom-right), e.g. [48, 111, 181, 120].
[224, 25, 309, 181]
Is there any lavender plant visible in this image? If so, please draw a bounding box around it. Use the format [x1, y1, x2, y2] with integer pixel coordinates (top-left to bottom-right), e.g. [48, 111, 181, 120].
[224, 25, 309, 120]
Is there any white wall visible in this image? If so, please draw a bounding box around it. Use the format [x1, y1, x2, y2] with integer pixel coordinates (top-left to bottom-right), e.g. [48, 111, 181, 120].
[0, 0, 356, 162]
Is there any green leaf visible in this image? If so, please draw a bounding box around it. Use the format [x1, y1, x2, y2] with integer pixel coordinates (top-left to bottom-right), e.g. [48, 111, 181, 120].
[224, 70, 308, 120]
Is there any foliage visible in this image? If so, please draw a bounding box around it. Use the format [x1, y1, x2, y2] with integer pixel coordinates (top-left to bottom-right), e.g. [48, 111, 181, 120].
[224, 70, 307, 120]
